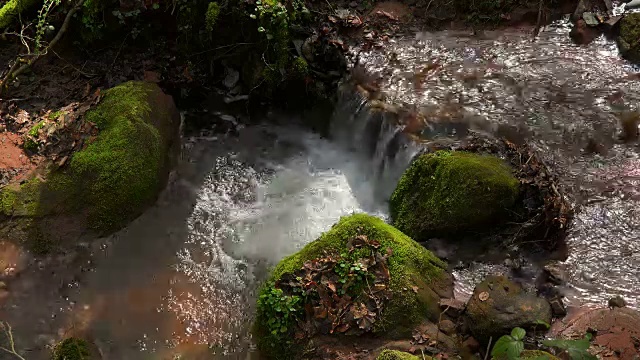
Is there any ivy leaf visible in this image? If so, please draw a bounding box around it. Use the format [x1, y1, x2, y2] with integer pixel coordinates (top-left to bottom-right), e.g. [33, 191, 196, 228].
[492, 333, 524, 360]
[511, 327, 526, 341]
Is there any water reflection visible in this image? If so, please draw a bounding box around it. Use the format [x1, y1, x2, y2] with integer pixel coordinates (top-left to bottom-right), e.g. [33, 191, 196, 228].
[352, 20, 640, 308]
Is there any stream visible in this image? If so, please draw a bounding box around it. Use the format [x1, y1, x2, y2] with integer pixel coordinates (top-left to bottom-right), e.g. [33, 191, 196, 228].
[1, 17, 639, 360]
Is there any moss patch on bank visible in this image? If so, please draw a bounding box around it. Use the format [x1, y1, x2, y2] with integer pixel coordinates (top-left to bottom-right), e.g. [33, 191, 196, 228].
[1, 81, 178, 253]
[62, 81, 167, 232]
[618, 13, 640, 63]
[377, 349, 430, 360]
[255, 214, 451, 359]
[0, 0, 40, 29]
[52, 337, 92, 360]
[390, 151, 520, 241]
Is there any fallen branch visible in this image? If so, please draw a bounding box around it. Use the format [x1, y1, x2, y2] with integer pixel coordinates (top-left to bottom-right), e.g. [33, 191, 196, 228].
[0, 0, 86, 94]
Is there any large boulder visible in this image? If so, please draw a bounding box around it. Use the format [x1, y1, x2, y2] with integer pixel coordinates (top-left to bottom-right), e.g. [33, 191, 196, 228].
[0, 81, 180, 252]
[390, 151, 520, 241]
[254, 213, 453, 359]
[618, 13, 640, 63]
[465, 275, 552, 342]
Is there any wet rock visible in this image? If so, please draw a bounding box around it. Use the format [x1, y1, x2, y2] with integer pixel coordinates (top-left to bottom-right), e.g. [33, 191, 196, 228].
[254, 214, 453, 359]
[570, 19, 601, 45]
[464, 275, 552, 342]
[618, 13, 640, 63]
[550, 307, 640, 360]
[223, 67, 240, 89]
[626, 0, 640, 10]
[390, 151, 520, 240]
[0, 82, 180, 251]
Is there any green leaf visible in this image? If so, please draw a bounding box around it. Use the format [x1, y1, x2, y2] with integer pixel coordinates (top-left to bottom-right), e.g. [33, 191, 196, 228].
[511, 327, 526, 341]
[492, 334, 524, 360]
[542, 334, 596, 360]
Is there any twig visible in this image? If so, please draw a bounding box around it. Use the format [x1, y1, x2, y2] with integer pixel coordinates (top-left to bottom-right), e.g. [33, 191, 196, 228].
[108, 30, 131, 73]
[51, 49, 97, 77]
[0, 0, 86, 94]
[484, 336, 493, 360]
[533, 0, 544, 39]
[0, 322, 27, 360]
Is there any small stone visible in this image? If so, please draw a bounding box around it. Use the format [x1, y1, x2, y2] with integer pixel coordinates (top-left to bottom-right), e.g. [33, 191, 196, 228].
[223, 68, 240, 89]
[438, 319, 456, 335]
[462, 336, 480, 353]
[349, 1, 357, 7]
[608, 295, 627, 309]
[582, 12, 600, 27]
[0, 281, 6, 290]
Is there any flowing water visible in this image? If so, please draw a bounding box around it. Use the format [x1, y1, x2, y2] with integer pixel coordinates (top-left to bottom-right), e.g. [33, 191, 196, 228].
[2, 18, 640, 360]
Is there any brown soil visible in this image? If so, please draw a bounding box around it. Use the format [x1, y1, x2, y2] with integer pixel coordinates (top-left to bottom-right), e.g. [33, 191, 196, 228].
[0, 132, 36, 185]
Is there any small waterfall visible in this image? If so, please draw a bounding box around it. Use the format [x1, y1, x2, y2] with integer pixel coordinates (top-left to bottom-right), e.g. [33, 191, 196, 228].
[330, 84, 422, 203]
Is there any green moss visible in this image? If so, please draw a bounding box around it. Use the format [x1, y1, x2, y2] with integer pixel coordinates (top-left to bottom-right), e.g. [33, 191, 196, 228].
[63, 81, 166, 232]
[292, 56, 309, 77]
[52, 337, 91, 360]
[0, 0, 39, 29]
[48, 110, 65, 120]
[255, 214, 449, 359]
[0, 177, 43, 217]
[29, 121, 46, 136]
[520, 350, 559, 360]
[205, 2, 220, 32]
[390, 151, 520, 241]
[618, 13, 640, 63]
[376, 350, 426, 360]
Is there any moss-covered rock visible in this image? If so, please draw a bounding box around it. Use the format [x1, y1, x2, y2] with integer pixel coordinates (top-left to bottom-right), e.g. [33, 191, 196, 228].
[0, 81, 180, 251]
[618, 13, 640, 63]
[52, 337, 92, 360]
[254, 213, 453, 359]
[376, 349, 429, 360]
[520, 350, 560, 360]
[390, 151, 519, 241]
[465, 275, 552, 342]
[0, 0, 39, 29]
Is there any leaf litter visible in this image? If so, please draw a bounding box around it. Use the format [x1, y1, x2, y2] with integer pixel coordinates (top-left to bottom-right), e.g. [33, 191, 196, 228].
[275, 233, 393, 339]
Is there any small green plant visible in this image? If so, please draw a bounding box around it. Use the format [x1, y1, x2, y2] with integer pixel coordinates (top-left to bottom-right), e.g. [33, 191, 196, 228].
[34, 0, 62, 53]
[257, 285, 302, 336]
[492, 327, 597, 360]
[543, 334, 597, 360]
[492, 327, 526, 360]
[205, 1, 220, 32]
